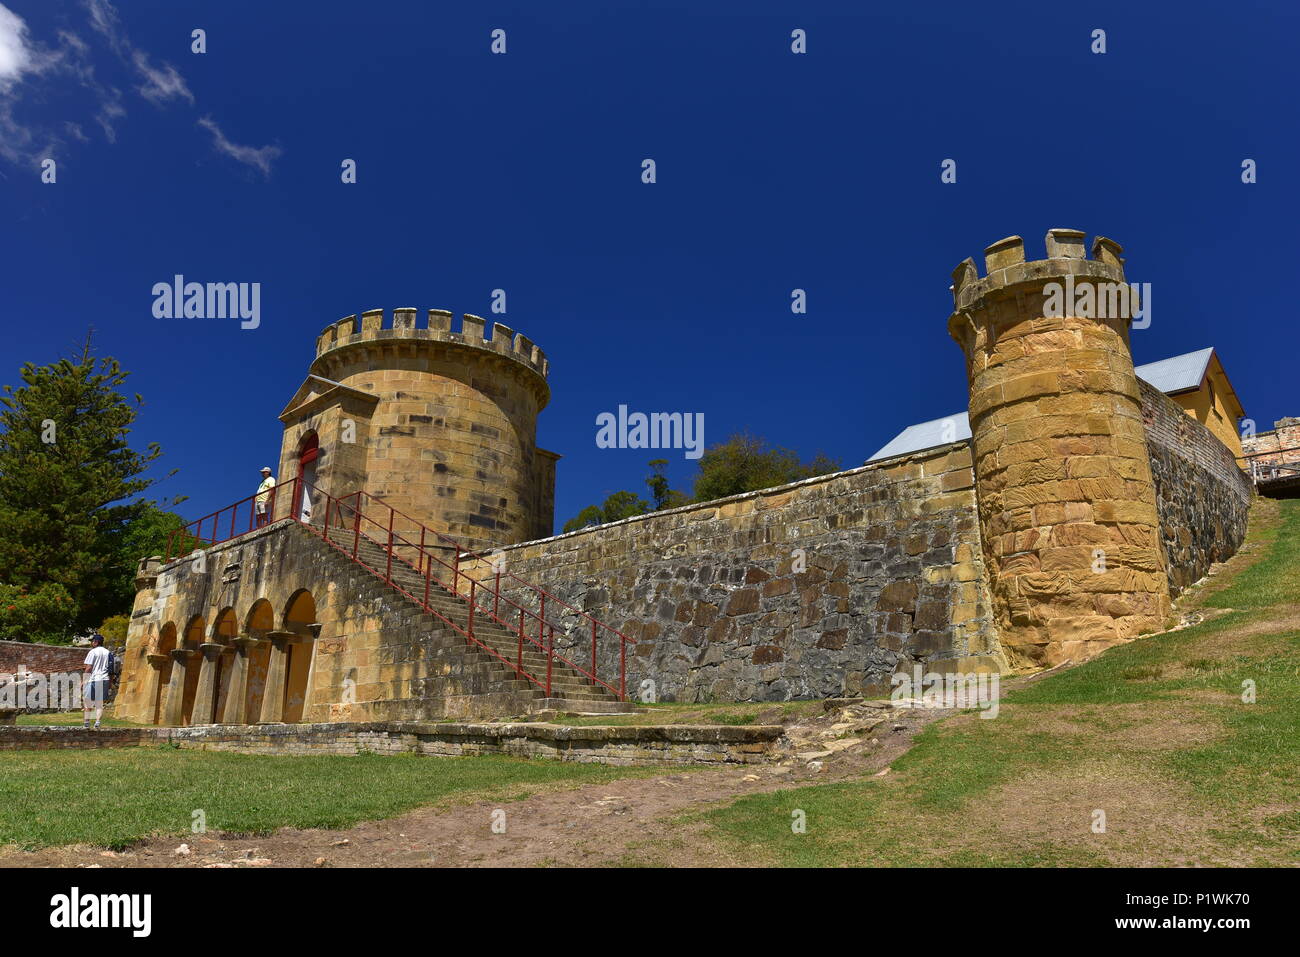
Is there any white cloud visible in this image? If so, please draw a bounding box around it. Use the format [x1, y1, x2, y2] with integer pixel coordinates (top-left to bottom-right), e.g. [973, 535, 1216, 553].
[132, 50, 192, 104]
[198, 116, 282, 179]
[0, 5, 33, 87]
[0, 0, 280, 175]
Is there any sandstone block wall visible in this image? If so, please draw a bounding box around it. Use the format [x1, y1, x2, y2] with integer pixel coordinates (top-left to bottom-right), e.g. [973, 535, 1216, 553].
[1140, 379, 1252, 592]
[113, 522, 543, 727]
[479, 443, 1000, 704]
[290, 308, 557, 548]
[1242, 417, 1300, 472]
[948, 231, 1172, 668]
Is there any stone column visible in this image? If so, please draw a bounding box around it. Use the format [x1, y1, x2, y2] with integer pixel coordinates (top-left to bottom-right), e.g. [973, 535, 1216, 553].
[161, 648, 197, 727]
[190, 643, 225, 725]
[298, 623, 323, 719]
[947, 229, 1171, 668]
[117, 556, 162, 722]
[221, 636, 262, 724]
[257, 631, 297, 724]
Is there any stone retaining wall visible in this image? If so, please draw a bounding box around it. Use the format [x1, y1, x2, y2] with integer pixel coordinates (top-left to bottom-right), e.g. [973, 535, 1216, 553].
[0, 721, 783, 766]
[480, 442, 1001, 704]
[1140, 380, 1253, 593]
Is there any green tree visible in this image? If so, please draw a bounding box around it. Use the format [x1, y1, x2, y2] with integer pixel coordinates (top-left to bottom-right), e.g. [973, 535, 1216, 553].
[561, 489, 651, 533]
[691, 432, 841, 502]
[0, 339, 179, 637]
[646, 459, 688, 511]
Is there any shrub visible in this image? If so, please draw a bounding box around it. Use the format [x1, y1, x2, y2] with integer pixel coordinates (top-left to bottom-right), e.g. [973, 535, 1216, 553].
[0, 582, 79, 643]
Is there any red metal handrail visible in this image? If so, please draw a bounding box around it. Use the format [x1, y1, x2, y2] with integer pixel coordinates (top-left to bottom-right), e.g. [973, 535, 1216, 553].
[164, 477, 634, 700]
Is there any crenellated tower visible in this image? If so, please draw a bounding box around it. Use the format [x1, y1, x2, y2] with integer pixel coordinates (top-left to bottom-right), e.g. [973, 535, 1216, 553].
[947, 230, 1172, 667]
[276, 308, 558, 550]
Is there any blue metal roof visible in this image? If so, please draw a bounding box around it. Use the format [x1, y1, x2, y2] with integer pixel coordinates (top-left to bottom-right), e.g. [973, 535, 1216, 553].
[1132, 347, 1214, 395]
[867, 348, 1216, 462]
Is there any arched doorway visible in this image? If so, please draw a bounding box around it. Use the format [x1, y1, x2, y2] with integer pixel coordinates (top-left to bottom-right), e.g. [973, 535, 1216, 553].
[244, 599, 275, 721]
[209, 608, 238, 722]
[282, 590, 317, 723]
[179, 615, 205, 725]
[152, 622, 177, 724]
[295, 432, 319, 524]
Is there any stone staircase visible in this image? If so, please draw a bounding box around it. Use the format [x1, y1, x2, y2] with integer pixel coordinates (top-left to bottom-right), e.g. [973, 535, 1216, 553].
[317, 525, 635, 715]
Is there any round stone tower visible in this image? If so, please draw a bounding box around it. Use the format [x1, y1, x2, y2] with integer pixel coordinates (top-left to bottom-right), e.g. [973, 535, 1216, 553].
[947, 230, 1172, 668]
[277, 308, 558, 550]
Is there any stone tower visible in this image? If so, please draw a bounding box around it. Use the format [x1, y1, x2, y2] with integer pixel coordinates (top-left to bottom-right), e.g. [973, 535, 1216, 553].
[948, 230, 1172, 667]
[277, 308, 558, 550]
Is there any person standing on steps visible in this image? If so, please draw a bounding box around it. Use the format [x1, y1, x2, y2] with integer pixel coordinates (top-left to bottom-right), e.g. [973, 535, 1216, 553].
[255, 466, 276, 527]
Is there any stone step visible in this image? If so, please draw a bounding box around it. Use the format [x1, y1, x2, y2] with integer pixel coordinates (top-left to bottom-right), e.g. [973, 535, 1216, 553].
[316, 526, 621, 702]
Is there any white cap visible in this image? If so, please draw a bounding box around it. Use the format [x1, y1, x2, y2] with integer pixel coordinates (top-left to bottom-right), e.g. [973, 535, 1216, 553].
[260, 466, 272, 473]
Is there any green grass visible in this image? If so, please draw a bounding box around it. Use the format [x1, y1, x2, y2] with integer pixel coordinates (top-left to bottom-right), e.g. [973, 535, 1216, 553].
[1205, 498, 1300, 609]
[0, 748, 652, 850]
[667, 499, 1300, 867]
[15, 711, 140, 728]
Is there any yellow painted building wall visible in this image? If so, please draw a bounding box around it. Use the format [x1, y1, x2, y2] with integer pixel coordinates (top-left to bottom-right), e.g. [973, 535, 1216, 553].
[1167, 360, 1245, 463]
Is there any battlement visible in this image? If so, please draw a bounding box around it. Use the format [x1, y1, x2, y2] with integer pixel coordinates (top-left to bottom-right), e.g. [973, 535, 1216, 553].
[950, 229, 1128, 311]
[312, 308, 549, 380]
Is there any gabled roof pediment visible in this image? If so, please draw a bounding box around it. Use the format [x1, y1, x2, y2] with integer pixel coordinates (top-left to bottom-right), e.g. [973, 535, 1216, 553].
[278, 375, 379, 422]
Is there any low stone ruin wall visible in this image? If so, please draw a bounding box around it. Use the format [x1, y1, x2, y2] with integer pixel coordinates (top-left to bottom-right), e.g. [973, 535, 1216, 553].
[0, 721, 783, 766]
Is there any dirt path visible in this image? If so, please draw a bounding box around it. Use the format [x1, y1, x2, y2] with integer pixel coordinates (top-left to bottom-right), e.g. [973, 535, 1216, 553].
[0, 702, 950, 868]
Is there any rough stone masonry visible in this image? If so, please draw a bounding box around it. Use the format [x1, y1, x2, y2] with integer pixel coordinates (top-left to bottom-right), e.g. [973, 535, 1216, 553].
[115, 229, 1253, 724]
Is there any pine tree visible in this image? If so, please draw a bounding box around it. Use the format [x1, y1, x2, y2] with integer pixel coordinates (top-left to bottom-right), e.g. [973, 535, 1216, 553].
[0, 337, 176, 634]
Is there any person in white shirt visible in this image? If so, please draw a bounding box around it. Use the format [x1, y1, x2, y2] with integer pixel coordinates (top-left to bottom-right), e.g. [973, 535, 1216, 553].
[82, 634, 111, 729]
[255, 467, 276, 527]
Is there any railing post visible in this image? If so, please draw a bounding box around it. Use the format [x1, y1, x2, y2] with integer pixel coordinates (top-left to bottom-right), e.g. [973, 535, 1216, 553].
[453, 549, 461, 595]
[385, 507, 394, 584]
[620, 639, 627, 701]
[468, 579, 476, 639]
[494, 569, 501, 618]
[229, 508, 235, 540]
[423, 555, 431, 607]
[322, 495, 332, 541]
[540, 595, 550, 696]
[546, 625, 554, 698]
[352, 492, 361, 559]
[591, 619, 597, 679]
[517, 617, 523, 675]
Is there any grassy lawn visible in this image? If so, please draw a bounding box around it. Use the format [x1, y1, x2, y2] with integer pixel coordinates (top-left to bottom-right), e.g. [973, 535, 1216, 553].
[0, 748, 655, 850]
[14, 710, 141, 728]
[639, 498, 1300, 867]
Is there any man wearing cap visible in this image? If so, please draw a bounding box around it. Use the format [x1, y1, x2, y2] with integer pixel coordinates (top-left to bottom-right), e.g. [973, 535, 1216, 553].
[82, 634, 110, 729]
[255, 466, 276, 527]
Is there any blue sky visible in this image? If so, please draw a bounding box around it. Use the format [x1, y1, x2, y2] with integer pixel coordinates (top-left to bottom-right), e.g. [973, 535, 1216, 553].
[2, 0, 1296, 533]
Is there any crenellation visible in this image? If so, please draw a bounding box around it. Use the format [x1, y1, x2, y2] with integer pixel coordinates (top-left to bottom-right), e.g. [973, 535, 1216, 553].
[461, 313, 486, 342]
[428, 308, 452, 333]
[983, 235, 1025, 273]
[1045, 227, 1087, 259]
[491, 322, 516, 354]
